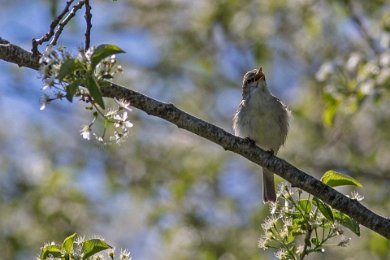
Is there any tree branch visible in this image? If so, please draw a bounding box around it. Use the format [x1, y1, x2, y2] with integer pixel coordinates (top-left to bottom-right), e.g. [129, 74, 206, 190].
[0, 37, 39, 69]
[0, 38, 389, 239]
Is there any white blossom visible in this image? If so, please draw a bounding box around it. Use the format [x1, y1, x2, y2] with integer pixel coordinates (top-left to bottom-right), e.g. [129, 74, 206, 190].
[347, 191, 364, 201]
[274, 249, 288, 259]
[346, 53, 361, 72]
[379, 52, 390, 67]
[85, 47, 95, 62]
[114, 112, 133, 128]
[257, 237, 269, 250]
[359, 80, 374, 95]
[261, 216, 278, 231]
[316, 62, 334, 82]
[120, 249, 131, 260]
[80, 125, 92, 140]
[40, 95, 50, 111]
[115, 99, 132, 111]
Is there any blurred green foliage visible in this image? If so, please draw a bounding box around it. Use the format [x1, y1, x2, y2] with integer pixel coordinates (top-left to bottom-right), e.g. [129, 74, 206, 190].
[1, 0, 390, 259]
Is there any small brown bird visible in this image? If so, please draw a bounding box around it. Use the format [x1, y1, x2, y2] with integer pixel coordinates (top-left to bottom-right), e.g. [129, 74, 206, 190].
[233, 67, 289, 202]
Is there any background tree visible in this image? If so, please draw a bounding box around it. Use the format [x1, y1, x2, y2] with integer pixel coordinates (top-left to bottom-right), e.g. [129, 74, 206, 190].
[0, 0, 389, 259]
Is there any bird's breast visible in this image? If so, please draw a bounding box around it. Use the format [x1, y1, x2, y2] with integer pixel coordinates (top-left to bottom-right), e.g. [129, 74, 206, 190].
[238, 92, 288, 151]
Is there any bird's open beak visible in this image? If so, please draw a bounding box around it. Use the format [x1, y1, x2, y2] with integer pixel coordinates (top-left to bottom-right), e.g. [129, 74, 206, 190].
[255, 67, 265, 81]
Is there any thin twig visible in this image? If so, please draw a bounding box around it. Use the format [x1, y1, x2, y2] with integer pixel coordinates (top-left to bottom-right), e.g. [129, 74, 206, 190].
[300, 228, 313, 260]
[84, 0, 92, 50]
[32, 0, 75, 55]
[50, 0, 86, 46]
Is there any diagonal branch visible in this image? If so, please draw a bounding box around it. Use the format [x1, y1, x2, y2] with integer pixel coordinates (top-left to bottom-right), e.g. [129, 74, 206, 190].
[50, 1, 86, 46]
[101, 83, 390, 239]
[0, 38, 389, 239]
[32, 0, 75, 55]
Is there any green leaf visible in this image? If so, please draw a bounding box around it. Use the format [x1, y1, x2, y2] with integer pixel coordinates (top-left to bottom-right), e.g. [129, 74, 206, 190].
[292, 215, 308, 233]
[58, 59, 83, 81]
[287, 232, 295, 243]
[65, 81, 81, 102]
[333, 211, 360, 236]
[82, 239, 112, 259]
[313, 198, 334, 222]
[40, 244, 63, 259]
[322, 92, 340, 127]
[321, 170, 363, 187]
[298, 199, 312, 215]
[62, 233, 77, 255]
[311, 237, 321, 246]
[90, 44, 125, 69]
[85, 74, 105, 109]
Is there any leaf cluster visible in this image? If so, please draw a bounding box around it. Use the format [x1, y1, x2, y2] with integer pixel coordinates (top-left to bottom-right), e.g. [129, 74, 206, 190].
[39, 233, 130, 260]
[259, 171, 362, 259]
[57, 44, 125, 108]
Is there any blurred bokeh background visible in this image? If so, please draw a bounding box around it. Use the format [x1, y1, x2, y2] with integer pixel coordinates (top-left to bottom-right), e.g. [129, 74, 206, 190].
[1, 0, 390, 259]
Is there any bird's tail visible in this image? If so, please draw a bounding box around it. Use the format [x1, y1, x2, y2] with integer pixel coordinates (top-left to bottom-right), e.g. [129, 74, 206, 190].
[262, 168, 276, 202]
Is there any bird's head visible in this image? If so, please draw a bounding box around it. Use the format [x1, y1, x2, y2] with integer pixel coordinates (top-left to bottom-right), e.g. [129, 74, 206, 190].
[242, 67, 267, 98]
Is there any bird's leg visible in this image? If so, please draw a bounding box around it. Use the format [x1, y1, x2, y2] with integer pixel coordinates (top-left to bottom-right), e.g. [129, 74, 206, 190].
[243, 137, 256, 146]
[265, 149, 274, 167]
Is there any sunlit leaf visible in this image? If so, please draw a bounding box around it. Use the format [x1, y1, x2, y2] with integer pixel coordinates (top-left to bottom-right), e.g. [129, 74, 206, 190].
[91, 44, 125, 69]
[62, 233, 77, 255]
[82, 239, 112, 259]
[322, 92, 340, 127]
[40, 245, 63, 259]
[321, 170, 363, 187]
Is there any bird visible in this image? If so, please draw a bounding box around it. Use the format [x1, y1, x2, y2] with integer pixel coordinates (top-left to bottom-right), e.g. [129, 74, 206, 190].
[233, 67, 289, 202]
